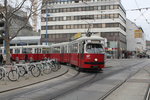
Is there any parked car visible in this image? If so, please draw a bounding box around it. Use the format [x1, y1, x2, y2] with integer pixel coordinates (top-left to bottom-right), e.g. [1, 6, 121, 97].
[105, 53, 112, 59]
[137, 53, 147, 58]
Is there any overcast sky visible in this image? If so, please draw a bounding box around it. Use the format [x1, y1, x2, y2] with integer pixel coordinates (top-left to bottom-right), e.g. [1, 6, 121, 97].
[1, 0, 150, 40]
[121, 0, 150, 40]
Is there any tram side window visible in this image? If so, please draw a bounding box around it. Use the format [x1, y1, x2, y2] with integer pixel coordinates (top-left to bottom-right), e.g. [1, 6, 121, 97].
[71, 43, 78, 53]
[79, 43, 84, 53]
[53, 47, 60, 53]
[42, 48, 49, 54]
[61, 46, 64, 53]
[22, 48, 32, 54]
[10, 49, 13, 54]
[15, 49, 20, 54]
[35, 48, 38, 53]
[0, 49, 2, 54]
[70, 45, 73, 53]
[22, 48, 27, 53]
[68, 45, 71, 53]
[48, 48, 52, 53]
[64, 46, 68, 53]
[39, 49, 42, 53]
[35, 48, 42, 53]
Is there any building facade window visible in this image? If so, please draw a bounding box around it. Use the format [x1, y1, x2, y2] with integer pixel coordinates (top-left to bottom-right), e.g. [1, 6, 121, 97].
[41, 4, 122, 14]
[41, 23, 125, 32]
[41, 13, 125, 23]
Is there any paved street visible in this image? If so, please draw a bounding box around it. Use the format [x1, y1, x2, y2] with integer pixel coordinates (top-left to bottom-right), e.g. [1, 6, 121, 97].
[0, 59, 149, 100]
[105, 65, 150, 100]
[55, 59, 150, 100]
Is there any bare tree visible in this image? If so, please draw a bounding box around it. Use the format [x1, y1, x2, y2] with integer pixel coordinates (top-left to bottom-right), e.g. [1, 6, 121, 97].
[0, 0, 42, 64]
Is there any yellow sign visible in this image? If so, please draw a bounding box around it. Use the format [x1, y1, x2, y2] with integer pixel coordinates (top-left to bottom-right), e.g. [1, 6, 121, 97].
[108, 48, 112, 51]
[74, 32, 82, 39]
[134, 30, 142, 38]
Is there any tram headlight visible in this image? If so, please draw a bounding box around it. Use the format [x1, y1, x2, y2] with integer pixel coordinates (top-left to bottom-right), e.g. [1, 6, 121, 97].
[94, 58, 98, 62]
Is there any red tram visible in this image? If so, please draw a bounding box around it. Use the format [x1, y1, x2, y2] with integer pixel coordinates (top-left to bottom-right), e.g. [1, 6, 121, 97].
[0, 36, 105, 71]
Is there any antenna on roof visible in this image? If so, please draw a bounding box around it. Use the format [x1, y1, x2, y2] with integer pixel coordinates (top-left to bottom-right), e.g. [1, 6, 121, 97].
[86, 23, 92, 37]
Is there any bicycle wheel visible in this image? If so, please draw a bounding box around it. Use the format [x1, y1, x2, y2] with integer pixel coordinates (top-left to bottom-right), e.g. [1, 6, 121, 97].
[0, 68, 5, 80]
[43, 64, 52, 74]
[57, 64, 61, 70]
[18, 66, 26, 77]
[50, 63, 59, 72]
[53, 61, 61, 71]
[30, 65, 41, 77]
[8, 70, 19, 81]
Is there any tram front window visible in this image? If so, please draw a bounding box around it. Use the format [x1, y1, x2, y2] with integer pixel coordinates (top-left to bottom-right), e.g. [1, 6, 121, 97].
[86, 43, 104, 54]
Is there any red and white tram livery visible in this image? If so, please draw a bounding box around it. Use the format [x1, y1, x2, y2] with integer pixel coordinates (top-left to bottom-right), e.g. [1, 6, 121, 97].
[0, 36, 105, 71]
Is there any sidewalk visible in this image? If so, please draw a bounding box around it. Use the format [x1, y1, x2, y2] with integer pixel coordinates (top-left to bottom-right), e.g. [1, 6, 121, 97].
[105, 65, 150, 100]
[0, 65, 69, 93]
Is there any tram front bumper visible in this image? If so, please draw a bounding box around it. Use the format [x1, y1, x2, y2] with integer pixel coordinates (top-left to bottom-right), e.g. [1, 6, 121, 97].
[84, 62, 104, 65]
[84, 61, 105, 69]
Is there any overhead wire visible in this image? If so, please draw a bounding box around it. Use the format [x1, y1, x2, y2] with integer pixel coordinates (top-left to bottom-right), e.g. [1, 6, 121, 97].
[133, 0, 150, 24]
[126, 7, 150, 11]
[134, 10, 148, 22]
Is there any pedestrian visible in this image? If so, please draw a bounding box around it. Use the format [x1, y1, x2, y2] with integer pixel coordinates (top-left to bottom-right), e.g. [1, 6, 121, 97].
[122, 53, 125, 59]
[0, 53, 4, 65]
[25, 54, 28, 62]
[124, 51, 128, 59]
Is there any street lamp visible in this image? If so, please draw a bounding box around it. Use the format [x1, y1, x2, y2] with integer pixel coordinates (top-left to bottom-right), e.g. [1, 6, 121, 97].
[45, 1, 51, 45]
[45, 2, 48, 45]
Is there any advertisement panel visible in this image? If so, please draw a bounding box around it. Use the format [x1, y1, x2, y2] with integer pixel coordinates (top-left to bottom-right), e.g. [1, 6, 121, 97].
[134, 30, 142, 38]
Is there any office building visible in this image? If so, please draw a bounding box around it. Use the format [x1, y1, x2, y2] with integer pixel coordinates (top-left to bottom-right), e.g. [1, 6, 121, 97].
[41, 0, 126, 58]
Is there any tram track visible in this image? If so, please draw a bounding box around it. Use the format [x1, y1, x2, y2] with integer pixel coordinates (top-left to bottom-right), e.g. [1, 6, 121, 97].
[36, 60, 148, 100]
[54, 60, 149, 100]
[145, 68, 150, 100]
[49, 60, 148, 100]
[98, 62, 150, 100]
[0, 60, 149, 100]
[8, 72, 98, 100]
[144, 65, 150, 100]
[48, 73, 98, 100]
[145, 86, 150, 100]
[87, 60, 147, 85]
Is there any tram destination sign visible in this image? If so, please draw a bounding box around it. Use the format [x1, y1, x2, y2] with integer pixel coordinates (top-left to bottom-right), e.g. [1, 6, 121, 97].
[88, 40, 101, 44]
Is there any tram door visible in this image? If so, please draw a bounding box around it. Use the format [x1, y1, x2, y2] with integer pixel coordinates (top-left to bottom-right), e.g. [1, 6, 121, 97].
[61, 46, 64, 63]
[78, 43, 84, 68]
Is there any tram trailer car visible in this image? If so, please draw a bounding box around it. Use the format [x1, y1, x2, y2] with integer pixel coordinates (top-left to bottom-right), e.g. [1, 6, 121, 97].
[0, 45, 50, 62]
[50, 42, 69, 63]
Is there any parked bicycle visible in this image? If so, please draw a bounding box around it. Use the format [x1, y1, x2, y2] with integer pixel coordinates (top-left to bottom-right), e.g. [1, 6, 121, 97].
[46, 59, 61, 72]
[16, 63, 41, 77]
[35, 61, 52, 75]
[0, 64, 20, 81]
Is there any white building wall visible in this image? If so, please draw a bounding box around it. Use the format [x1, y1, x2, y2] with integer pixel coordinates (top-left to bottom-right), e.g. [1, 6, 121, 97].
[41, 0, 126, 36]
[126, 19, 146, 52]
